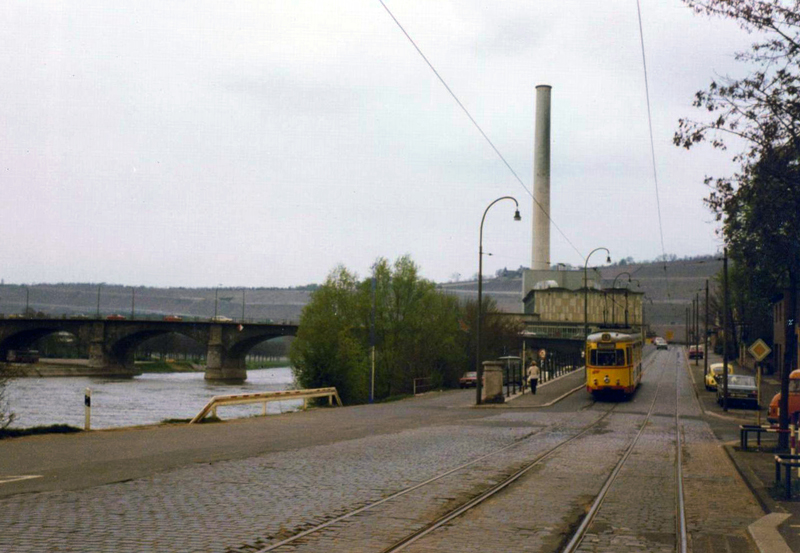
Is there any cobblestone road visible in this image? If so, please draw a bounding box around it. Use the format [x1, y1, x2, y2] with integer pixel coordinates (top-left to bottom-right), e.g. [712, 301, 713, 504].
[0, 348, 765, 552]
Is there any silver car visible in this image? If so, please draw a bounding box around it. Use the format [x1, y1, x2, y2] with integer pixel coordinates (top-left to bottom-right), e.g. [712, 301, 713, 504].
[716, 374, 758, 408]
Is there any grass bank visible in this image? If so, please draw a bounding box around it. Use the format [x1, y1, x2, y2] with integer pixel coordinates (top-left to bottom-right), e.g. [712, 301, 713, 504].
[0, 424, 82, 439]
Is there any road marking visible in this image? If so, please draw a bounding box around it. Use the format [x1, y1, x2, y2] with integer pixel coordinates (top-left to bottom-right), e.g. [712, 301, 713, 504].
[0, 475, 42, 485]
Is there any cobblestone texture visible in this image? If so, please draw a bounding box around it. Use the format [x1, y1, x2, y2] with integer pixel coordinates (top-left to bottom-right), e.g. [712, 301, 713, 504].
[0, 424, 538, 552]
[0, 349, 766, 553]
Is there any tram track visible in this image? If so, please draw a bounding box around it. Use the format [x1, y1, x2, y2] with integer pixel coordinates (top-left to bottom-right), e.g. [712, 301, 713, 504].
[562, 348, 688, 553]
[255, 406, 621, 553]
[254, 352, 664, 553]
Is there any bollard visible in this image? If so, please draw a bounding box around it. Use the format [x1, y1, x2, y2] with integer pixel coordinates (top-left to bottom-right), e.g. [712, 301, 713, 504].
[84, 388, 91, 431]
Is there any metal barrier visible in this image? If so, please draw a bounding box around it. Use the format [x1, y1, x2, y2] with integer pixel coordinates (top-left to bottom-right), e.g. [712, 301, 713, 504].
[189, 387, 342, 424]
[413, 377, 434, 395]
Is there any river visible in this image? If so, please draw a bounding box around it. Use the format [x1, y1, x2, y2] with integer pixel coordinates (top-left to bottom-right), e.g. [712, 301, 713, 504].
[4, 367, 299, 430]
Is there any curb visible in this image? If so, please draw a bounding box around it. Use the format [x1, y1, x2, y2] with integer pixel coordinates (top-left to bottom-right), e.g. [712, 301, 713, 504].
[723, 443, 794, 553]
[748, 513, 792, 553]
[722, 443, 783, 516]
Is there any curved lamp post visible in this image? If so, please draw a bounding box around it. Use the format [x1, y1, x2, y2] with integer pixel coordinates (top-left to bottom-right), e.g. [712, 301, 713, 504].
[584, 247, 611, 340]
[476, 196, 521, 405]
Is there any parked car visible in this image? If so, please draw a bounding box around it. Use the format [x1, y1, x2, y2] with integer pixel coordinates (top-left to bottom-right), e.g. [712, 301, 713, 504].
[768, 369, 800, 424]
[163, 315, 183, 322]
[716, 374, 758, 408]
[688, 344, 704, 359]
[211, 316, 233, 322]
[704, 362, 734, 391]
[459, 371, 478, 388]
[106, 314, 126, 320]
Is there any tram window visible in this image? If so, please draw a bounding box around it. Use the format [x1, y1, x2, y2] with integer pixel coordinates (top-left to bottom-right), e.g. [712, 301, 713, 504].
[590, 349, 625, 366]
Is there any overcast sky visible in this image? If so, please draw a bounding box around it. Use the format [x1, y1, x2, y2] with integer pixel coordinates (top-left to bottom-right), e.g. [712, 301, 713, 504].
[0, 1, 753, 288]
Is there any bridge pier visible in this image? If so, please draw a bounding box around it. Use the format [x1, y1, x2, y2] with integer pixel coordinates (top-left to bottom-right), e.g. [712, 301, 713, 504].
[87, 322, 139, 377]
[205, 325, 247, 382]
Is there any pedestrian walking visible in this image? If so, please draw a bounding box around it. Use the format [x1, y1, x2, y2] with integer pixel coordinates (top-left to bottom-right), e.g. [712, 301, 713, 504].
[527, 360, 540, 394]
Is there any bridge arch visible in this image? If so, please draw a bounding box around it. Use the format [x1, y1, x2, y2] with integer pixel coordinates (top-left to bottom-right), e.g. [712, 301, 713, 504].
[0, 318, 297, 380]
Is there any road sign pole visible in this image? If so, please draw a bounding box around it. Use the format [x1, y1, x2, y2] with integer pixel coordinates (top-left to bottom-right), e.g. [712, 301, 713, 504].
[757, 365, 762, 427]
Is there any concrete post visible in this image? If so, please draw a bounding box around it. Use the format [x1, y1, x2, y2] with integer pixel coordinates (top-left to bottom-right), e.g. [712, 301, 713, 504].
[482, 360, 504, 404]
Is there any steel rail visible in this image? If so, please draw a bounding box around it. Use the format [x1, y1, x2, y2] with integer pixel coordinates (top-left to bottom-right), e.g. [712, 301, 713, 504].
[380, 350, 664, 553]
[255, 348, 662, 553]
[379, 406, 621, 553]
[254, 407, 618, 553]
[562, 350, 676, 553]
[377, 350, 665, 552]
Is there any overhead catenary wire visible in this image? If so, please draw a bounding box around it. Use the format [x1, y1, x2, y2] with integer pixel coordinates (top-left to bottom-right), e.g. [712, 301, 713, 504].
[635, 0, 672, 300]
[377, 0, 585, 262]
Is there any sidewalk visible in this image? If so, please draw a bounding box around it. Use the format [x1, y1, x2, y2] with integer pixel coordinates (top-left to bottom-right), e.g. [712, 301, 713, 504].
[687, 350, 800, 552]
[500, 367, 585, 408]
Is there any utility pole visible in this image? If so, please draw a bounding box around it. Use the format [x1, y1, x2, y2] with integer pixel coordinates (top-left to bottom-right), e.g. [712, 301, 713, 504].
[685, 307, 689, 348]
[704, 279, 709, 377]
[693, 292, 705, 367]
[780, 266, 797, 449]
[96, 284, 101, 319]
[723, 248, 729, 412]
[131, 288, 135, 320]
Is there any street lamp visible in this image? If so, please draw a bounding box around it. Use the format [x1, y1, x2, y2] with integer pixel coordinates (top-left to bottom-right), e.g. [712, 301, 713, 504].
[584, 248, 611, 340]
[476, 196, 521, 405]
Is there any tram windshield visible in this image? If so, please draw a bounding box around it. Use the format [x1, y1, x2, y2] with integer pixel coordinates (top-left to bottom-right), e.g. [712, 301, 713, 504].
[590, 349, 626, 367]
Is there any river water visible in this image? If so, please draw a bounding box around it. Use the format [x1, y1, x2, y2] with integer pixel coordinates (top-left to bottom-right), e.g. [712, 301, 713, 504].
[4, 367, 299, 430]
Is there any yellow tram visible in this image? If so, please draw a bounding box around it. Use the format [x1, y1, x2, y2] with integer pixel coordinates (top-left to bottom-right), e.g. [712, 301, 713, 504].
[586, 332, 643, 396]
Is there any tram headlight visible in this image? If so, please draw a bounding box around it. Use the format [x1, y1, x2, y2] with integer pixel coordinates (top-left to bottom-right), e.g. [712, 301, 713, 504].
[603, 375, 610, 384]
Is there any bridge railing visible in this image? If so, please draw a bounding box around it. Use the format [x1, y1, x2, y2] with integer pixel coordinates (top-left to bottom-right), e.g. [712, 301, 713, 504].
[189, 387, 342, 424]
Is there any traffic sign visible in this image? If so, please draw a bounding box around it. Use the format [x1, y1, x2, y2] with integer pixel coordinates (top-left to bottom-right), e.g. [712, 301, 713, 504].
[538, 348, 547, 360]
[666, 330, 674, 341]
[748, 339, 772, 362]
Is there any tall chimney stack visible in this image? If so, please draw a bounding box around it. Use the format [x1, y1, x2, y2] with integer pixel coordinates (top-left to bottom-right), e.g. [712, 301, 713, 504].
[532, 85, 551, 271]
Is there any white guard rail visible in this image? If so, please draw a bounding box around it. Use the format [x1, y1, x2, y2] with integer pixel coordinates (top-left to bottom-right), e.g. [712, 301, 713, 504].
[190, 387, 342, 424]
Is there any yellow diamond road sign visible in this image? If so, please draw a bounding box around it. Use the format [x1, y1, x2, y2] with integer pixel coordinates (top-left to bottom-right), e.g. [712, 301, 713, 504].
[748, 339, 772, 362]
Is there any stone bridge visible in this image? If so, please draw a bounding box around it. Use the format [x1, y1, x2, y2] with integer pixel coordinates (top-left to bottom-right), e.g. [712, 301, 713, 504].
[0, 318, 298, 381]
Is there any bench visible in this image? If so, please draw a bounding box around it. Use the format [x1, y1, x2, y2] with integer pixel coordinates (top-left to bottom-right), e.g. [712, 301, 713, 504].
[775, 454, 800, 499]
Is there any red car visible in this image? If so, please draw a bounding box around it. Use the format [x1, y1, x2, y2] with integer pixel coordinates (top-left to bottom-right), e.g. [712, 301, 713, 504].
[688, 345, 704, 359]
[106, 314, 126, 320]
[163, 315, 183, 322]
[459, 371, 478, 388]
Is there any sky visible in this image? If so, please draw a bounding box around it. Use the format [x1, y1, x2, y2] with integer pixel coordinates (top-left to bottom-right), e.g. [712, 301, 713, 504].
[0, 1, 755, 288]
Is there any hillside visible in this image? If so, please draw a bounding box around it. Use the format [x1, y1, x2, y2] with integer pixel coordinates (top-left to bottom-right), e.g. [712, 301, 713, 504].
[1, 257, 722, 337]
[0, 283, 312, 323]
